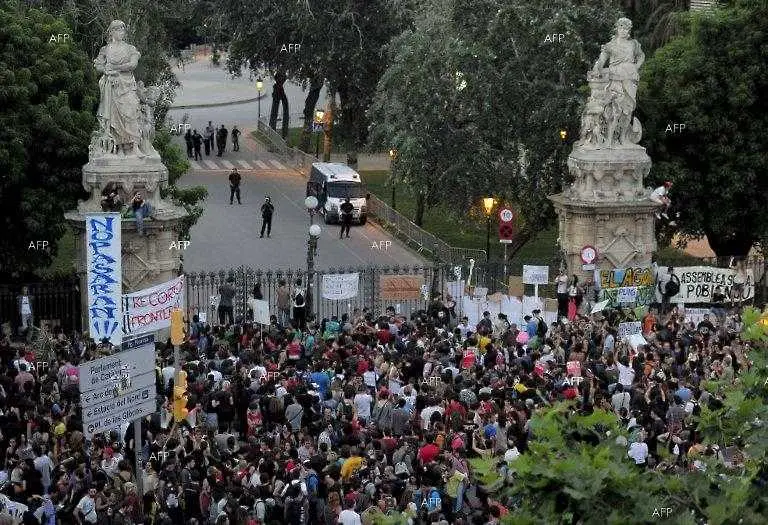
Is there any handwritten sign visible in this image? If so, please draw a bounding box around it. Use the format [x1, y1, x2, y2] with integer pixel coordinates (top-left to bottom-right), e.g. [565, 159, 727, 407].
[380, 275, 425, 300]
[618, 321, 642, 339]
[655, 266, 755, 304]
[86, 214, 122, 345]
[522, 265, 549, 285]
[595, 267, 654, 307]
[122, 276, 185, 335]
[322, 273, 359, 300]
[617, 286, 638, 304]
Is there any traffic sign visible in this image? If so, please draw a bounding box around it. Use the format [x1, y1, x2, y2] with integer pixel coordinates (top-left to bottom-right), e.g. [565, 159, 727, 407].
[78, 344, 155, 394]
[80, 371, 156, 406]
[82, 386, 154, 426]
[83, 398, 156, 439]
[580, 245, 597, 264]
[499, 208, 514, 223]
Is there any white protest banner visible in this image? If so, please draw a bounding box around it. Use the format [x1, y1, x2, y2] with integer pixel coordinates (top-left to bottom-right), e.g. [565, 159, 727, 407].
[122, 276, 185, 336]
[591, 300, 610, 314]
[248, 298, 270, 325]
[684, 307, 716, 327]
[627, 333, 648, 350]
[522, 265, 549, 285]
[473, 287, 488, 299]
[656, 266, 755, 304]
[321, 273, 359, 300]
[86, 214, 122, 346]
[617, 286, 638, 304]
[618, 321, 642, 339]
[522, 295, 544, 318]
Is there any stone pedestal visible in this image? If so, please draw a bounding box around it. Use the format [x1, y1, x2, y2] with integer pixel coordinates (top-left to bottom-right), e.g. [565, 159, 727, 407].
[65, 153, 187, 330]
[549, 145, 660, 278]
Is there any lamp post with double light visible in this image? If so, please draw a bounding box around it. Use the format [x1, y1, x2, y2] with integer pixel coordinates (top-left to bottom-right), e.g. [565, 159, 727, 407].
[482, 197, 496, 263]
[306, 223, 321, 323]
[256, 78, 264, 121]
[314, 110, 325, 159]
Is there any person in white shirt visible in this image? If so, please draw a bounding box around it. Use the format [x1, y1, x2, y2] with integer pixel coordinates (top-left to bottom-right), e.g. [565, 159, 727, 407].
[353, 388, 373, 423]
[649, 181, 675, 223]
[420, 400, 444, 430]
[74, 488, 99, 524]
[456, 317, 471, 339]
[17, 287, 33, 337]
[628, 438, 649, 466]
[555, 270, 569, 319]
[616, 356, 635, 390]
[338, 499, 362, 525]
[161, 360, 175, 391]
[611, 384, 631, 415]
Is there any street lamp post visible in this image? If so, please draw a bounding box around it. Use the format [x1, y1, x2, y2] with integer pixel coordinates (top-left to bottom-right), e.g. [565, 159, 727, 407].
[389, 148, 397, 210]
[482, 197, 496, 264]
[314, 110, 325, 159]
[306, 224, 321, 323]
[256, 78, 264, 121]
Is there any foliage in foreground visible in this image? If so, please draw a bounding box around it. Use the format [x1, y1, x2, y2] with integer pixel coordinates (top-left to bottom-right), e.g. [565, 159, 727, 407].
[471, 307, 768, 524]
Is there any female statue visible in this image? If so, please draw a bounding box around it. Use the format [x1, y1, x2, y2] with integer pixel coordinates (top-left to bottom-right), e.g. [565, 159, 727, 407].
[591, 18, 645, 146]
[93, 20, 142, 156]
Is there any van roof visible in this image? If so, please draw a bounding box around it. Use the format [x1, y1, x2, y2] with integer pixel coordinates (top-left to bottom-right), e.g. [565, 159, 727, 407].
[311, 163, 361, 182]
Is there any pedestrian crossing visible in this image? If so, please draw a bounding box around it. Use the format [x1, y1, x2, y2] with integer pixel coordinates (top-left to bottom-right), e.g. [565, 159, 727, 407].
[188, 158, 288, 171]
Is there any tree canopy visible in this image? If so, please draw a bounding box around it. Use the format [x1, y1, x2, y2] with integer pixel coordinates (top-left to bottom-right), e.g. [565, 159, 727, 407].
[0, 0, 98, 277]
[369, 0, 620, 243]
[639, 0, 768, 256]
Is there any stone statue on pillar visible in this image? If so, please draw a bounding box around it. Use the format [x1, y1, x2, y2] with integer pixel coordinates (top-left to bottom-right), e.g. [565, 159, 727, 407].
[67, 20, 187, 294]
[550, 17, 659, 278]
[91, 20, 157, 158]
[578, 17, 645, 148]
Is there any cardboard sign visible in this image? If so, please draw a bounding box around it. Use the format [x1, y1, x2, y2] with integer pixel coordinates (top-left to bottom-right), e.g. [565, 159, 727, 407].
[322, 273, 359, 300]
[522, 265, 549, 285]
[380, 275, 425, 300]
[617, 286, 638, 304]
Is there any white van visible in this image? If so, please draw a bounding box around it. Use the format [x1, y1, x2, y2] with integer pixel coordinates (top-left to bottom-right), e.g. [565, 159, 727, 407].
[306, 163, 368, 225]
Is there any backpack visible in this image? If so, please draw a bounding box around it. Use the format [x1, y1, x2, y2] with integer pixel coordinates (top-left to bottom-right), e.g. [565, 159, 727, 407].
[287, 342, 301, 360]
[537, 318, 548, 338]
[294, 292, 305, 307]
[285, 493, 306, 525]
[339, 401, 354, 420]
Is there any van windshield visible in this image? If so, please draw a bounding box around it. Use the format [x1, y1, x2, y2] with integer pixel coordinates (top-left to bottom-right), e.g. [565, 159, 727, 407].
[327, 182, 366, 199]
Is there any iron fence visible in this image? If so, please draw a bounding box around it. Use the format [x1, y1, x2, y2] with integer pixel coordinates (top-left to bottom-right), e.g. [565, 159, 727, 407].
[0, 278, 81, 336]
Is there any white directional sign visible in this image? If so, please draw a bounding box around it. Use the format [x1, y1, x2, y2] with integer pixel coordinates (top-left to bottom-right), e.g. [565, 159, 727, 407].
[80, 334, 157, 439]
[83, 399, 157, 438]
[80, 371, 156, 406]
[82, 386, 154, 426]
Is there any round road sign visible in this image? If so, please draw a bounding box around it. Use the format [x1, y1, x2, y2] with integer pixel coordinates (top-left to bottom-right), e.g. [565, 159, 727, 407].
[499, 208, 514, 223]
[580, 245, 597, 264]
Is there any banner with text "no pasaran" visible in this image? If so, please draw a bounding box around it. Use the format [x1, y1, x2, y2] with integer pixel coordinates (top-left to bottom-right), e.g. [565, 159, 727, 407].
[122, 275, 185, 335]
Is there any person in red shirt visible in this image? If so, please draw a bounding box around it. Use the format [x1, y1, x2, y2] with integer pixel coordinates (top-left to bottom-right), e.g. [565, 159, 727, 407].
[642, 308, 658, 335]
[418, 436, 440, 465]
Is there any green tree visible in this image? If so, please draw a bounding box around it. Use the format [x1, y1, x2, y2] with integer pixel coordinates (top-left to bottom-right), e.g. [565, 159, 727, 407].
[369, 0, 620, 246]
[0, 0, 99, 277]
[223, 0, 413, 150]
[639, 0, 768, 256]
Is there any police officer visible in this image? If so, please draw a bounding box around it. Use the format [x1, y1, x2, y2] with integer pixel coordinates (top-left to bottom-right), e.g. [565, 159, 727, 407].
[260, 196, 275, 238]
[228, 168, 241, 205]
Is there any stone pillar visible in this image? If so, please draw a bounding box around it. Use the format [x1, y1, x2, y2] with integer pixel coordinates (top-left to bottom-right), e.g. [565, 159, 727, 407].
[65, 155, 187, 332]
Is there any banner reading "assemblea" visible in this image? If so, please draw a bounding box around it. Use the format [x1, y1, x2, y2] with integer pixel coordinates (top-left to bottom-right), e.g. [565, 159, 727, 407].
[122, 275, 185, 335]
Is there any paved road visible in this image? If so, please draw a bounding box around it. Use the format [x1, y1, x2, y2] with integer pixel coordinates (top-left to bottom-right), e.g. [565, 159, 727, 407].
[175, 133, 425, 271]
[167, 59, 425, 271]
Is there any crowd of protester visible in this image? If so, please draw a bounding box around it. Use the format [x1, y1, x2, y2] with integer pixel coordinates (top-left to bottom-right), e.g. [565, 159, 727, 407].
[0, 284, 757, 525]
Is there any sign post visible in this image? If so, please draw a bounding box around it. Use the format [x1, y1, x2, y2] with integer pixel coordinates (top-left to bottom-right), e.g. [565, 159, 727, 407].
[522, 265, 549, 300]
[498, 208, 515, 284]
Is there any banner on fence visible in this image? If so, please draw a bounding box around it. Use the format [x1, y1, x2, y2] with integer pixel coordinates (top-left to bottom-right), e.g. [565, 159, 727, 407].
[595, 267, 654, 307]
[380, 275, 424, 300]
[655, 266, 754, 304]
[86, 214, 122, 346]
[248, 299, 270, 325]
[618, 321, 642, 339]
[122, 276, 185, 335]
[522, 265, 549, 285]
[322, 273, 359, 300]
